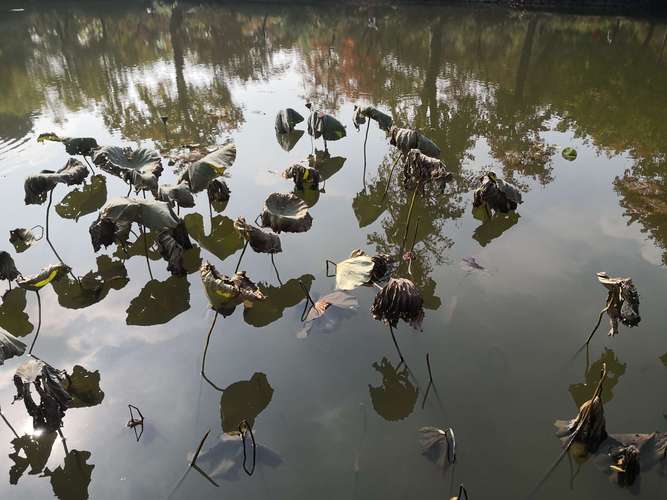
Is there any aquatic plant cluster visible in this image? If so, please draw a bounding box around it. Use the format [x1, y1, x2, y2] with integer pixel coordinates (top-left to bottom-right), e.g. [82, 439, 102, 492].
[0, 96, 662, 499]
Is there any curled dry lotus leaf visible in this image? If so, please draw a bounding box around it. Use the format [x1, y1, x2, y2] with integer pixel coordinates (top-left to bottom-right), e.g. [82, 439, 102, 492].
[353, 105, 393, 132]
[297, 291, 358, 338]
[390, 127, 440, 158]
[275, 129, 304, 152]
[92, 146, 162, 187]
[307, 110, 346, 141]
[275, 108, 304, 134]
[178, 143, 236, 193]
[201, 261, 265, 317]
[0, 251, 20, 281]
[472, 172, 523, 214]
[555, 395, 608, 454]
[13, 358, 72, 433]
[0, 330, 26, 365]
[10, 227, 42, 253]
[403, 149, 453, 188]
[65, 365, 105, 408]
[244, 274, 314, 328]
[260, 193, 313, 234]
[220, 372, 274, 434]
[369, 357, 418, 421]
[562, 147, 577, 161]
[24, 158, 89, 205]
[55, 174, 107, 221]
[126, 276, 191, 326]
[335, 254, 374, 291]
[596, 272, 641, 336]
[0, 288, 34, 337]
[155, 182, 195, 209]
[191, 433, 282, 481]
[283, 163, 320, 190]
[207, 178, 231, 205]
[156, 230, 188, 276]
[37, 133, 99, 156]
[17, 264, 69, 291]
[234, 217, 282, 254]
[371, 278, 424, 330]
[419, 427, 456, 468]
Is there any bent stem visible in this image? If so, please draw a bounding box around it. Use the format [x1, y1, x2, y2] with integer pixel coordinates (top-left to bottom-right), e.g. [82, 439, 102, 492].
[235, 240, 249, 274]
[201, 312, 224, 392]
[456, 484, 469, 500]
[585, 296, 613, 345]
[28, 290, 42, 355]
[270, 253, 282, 285]
[240, 419, 257, 476]
[298, 280, 316, 321]
[45, 189, 78, 284]
[167, 430, 218, 499]
[388, 324, 405, 364]
[83, 156, 95, 175]
[362, 120, 370, 185]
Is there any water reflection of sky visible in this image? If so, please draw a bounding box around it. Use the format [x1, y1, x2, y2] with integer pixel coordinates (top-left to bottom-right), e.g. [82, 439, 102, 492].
[0, 4, 666, 500]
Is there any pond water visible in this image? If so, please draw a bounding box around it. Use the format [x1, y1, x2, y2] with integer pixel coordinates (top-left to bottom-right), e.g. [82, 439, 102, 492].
[0, 2, 666, 499]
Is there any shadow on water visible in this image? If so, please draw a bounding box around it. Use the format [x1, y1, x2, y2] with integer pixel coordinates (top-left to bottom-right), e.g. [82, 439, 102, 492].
[126, 276, 190, 326]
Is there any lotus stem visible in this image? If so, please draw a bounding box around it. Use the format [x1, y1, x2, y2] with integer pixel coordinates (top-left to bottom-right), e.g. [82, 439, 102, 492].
[234, 240, 249, 274]
[83, 156, 95, 175]
[7, 280, 11, 291]
[46, 189, 78, 284]
[362, 120, 370, 184]
[456, 484, 469, 500]
[388, 324, 405, 364]
[381, 155, 400, 201]
[585, 297, 613, 345]
[167, 430, 217, 499]
[407, 216, 421, 276]
[126, 184, 132, 197]
[28, 290, 42, 355]
[400, 186, 420, 258]
[240, 419, 256, 476]
[426, 353, 433, 384]
[299, 280, 316, 321]
[140, 225, 153, 281]
[201, 312, 225, 392]
[270, 253, 282, 285]
[57, 428, 69, 456]
[0, 406, 19, 439]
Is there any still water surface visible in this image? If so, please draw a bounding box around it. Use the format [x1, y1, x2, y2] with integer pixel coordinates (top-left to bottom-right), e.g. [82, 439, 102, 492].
[0, 3, 666, 499]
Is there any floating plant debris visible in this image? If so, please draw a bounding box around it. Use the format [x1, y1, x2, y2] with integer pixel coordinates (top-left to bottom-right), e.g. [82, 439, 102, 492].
[390, 127, 440, 158]
[275, 108, 304, 134]
[9, 227, 42, 253]
[418, 426, 456, 467]
[178, 143, 236, 192]
[260, 193, 313, 233]
[562, 147, 577, 161]
[472, 171, 523, 214]
[37, 133, 99, 157]
[24, 158, 89, 205]
[234, 217, 282, 254]
[201, 261, 265, 317]
[586, 272, 640, 343]
[352, 105, 393, 132]
[371, 278, 424, 330]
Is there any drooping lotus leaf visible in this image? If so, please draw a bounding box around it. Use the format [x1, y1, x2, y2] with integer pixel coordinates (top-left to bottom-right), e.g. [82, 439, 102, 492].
[234, 217, 282, 254]
[220, 372, 274, 434]
[260, 193, 313, 234]
[308, 151, 346, 181]
[156, 231, 187, 275]
[335, 250, 392, 291]
[37, 133, 98, 156]
[65, 365, 104, 408]
[0, 251, 20, 281]
[419, 427, 456, 468]
[178, 143, 236, 193]
[402, 149, 453, 188]
[55, 174, 107, 221]
[0, 288, 33, 337]
[472, 211, 520, 247]
[369, 357, 418, 421]
[93, 146, 162, 192]
[9, 432, 57, 485]
[275, 129, 304, 152]
[595, 273, 641, 337]
[562, 147, 577, 161]
[390, 127, 440, 158]
[275, 108, 304, 134]
[282, 163, 320, 190]
[371, 278, 424, 330]
[126, 276, 190, 326]
[43, 449, 94, 500]
[17, 264, 69, 291]
[473, 172, 523, 214]
[200, 261, 265, 317]
[307, 110, 346, 141]
[191, 433, 282, 481]
[243, 274, 314, 328]
[185, 213, 244, 262]
[207, 178, 231, 210]
[156, 181, 195, 209]
[13, 358, 72, 433]
[9, 227, 42, 253]
[24, 158, 89, 205]
[555, 394, 608, 454]
[595, 432, 667, 486]
[0, 329, 26, 365]
[352, 105, 393, 132]
[52, 256, 128, 309]
[297, 291, 358, 338]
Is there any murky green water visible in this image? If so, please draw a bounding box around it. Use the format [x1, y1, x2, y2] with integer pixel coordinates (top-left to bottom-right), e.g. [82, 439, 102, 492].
[0, 3, 666, 499]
